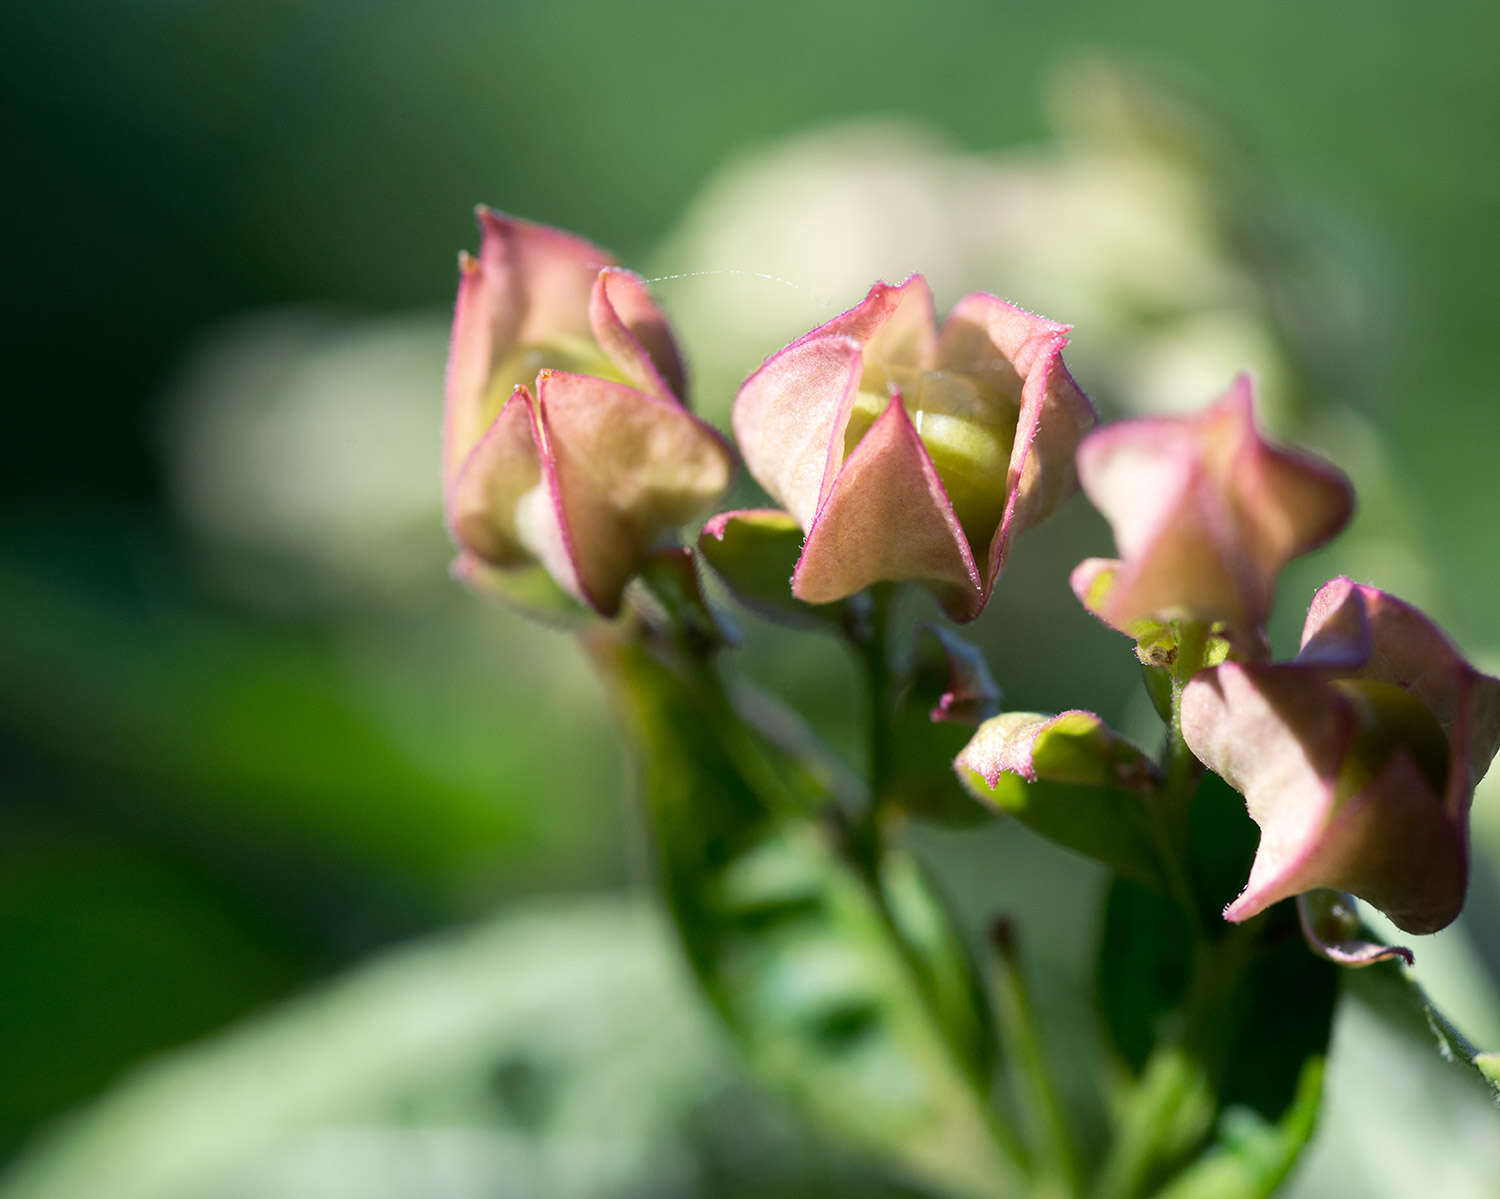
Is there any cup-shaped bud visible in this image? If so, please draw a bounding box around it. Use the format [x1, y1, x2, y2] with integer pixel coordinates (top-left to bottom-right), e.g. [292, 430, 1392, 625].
[444, 209, 731, 615]
[1182, 578, 1500, 935]
[1072, 376, 1353, 648]
[732, 276, 1095, 621]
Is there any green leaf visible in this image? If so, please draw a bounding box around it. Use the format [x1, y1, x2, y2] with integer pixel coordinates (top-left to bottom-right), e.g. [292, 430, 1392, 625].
[879, 849, 997, 1086]
[0, 898, 921, 1199]
[1344, 954, 1500, 1102]
[1184, 771, 1261, 928]
[594, 637, 1022, 1197]
[1097, 880, 1194, 1076]
[1150, 1059, 1323, 1199]
[1094, 890, 1336, 1199]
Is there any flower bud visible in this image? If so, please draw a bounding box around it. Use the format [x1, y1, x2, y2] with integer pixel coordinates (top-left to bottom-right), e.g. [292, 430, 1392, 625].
[1181, 578, 1500, 935]
[732, 275, 1095, 620]
[444, 210, 730, 615]
[1072, 376, 1353, 649]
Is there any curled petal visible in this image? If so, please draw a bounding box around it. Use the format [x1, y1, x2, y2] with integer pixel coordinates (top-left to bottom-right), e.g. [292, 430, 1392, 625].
[445, 250, 510, 486]
[539, 371, 732, 615]
[1183, 658, 1472, 935]
[443, 210, 615, 485]
[1296, 891, 1413, 968]
[858, 275, 940, 369]
[793, 394, 980, 618]
[1302, 579, 1500, 806]
[993, 337, 1096, 579]
[446, 385, 582, 601]
[938, 293, 1096, 581]
[818, 275, 934, 356]
[733, 334, 865, 529]
[590, 267, 688, 401]
[1076, 375, 1353, 641]
[478, 207, 612, 346]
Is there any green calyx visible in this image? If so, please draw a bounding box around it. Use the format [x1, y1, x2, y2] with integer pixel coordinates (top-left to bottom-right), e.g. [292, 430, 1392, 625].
[843, 366, 1019, 553]
[1332, 679, 1451, 802]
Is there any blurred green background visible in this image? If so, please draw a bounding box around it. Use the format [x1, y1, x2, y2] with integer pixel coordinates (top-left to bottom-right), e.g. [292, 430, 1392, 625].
[5, 2, 1500, 1195]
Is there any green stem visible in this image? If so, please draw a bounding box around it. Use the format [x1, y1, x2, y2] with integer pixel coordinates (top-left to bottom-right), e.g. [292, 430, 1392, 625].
[842, 587, 1033, 1180]
[857, 586, 897, 796]
[1093, 620, 1262, 1199]
[1164, 620, 1209, 817]
[1142, 620, 1214, 933]
[1091, 1046, 1209, 1199]
[844, 584, 898, 875]
[993, 921, 1085, 1198]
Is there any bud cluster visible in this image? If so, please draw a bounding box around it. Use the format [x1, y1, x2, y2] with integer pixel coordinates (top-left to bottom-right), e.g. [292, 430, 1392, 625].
[445, 209, 1500, 949]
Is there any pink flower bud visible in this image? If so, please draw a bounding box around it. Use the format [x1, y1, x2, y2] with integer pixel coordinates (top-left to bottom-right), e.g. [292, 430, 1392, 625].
[731, 276, 1095, 620]
[1182, 578, 1500, 935]
[1072, 376, 1353, 648]
[444, 210, 730, 615]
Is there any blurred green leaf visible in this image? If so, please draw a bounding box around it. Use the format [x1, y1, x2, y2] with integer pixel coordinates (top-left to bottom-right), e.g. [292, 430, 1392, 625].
[1095, 888, 1336, 1198]
[1344, 955, 1500, 1103]
[595, 637, 1021, 1197]
[958, 773, 1166, 891]
[0, 822, 310, 1156]
[1150, 1060, 1323, 1199]
[0, 898, 924, 1199]
[0, 567, 620, 900]
[879, 850, 997, 1087]
[1097, 880, 1194, 1076]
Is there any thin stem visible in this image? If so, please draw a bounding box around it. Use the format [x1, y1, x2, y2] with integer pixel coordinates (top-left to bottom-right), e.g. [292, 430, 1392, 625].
[1093, 620, 1257, 1199]
[841, 587, 1033, 1180]
[858, 585, 897, 796]
[992, 921, 1085, 1198]
[844, 584, 898, 875]
[1142, 620, 1213, 933]
[1091, 1046, 1211, 1199]
[1164, 622, 1209, 811]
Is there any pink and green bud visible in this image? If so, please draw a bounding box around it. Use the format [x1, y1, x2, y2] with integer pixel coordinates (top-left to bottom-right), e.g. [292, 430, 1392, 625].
[955, 710, 1165, 888]
[1072, 376, 1353, 649]
[957, 709, 1159, 792]
[444, 209, 731, 616]
[1181, 577, 1500, 936]
[732, 276, 1095, 621]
